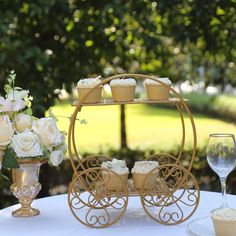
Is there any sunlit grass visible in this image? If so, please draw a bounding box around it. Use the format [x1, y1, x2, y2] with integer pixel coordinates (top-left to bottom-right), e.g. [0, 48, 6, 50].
[51, 102, 236, 153]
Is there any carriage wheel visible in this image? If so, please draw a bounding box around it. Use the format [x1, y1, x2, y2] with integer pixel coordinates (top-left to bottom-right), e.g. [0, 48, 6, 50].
[140, 164, 200, 225]
[68, 167, 129, 228]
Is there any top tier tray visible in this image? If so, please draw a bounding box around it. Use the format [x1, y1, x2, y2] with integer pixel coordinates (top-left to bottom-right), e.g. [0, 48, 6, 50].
[72, 98, 187, 106]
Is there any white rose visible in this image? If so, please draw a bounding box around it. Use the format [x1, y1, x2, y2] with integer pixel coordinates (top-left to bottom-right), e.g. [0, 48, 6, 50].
[0, 115, 14, 146]
[0, 97, 13, 112]
[50, 150, 64, 166]
[14, 113, 32, 133]
[32, 118, 63, 148]
[11, 131, 43, 157]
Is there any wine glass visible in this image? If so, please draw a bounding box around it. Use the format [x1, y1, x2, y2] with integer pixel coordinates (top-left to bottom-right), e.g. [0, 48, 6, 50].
[187, 133, 236, 235]
[207, 133, 236, 208]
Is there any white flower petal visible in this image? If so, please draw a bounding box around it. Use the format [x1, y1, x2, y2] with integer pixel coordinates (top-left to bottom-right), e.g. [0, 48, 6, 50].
[50, 150, 64, 166]
[11, 131, 43, 157]
[0, 115, 14, 146]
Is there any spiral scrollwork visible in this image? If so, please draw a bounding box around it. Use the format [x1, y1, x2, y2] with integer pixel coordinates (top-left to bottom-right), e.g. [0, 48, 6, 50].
[82, 155, 112, 169]
[140, 164, 200, 225]
[68, 167, 128, 228]
[146, 153, 178, 165]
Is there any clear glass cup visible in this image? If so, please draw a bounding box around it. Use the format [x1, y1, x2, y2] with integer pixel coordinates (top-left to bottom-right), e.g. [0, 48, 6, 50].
[207, 133, 236, 208]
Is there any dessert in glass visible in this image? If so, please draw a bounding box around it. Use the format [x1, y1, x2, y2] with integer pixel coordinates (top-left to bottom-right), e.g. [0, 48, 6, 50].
[211, 208, 236, 236]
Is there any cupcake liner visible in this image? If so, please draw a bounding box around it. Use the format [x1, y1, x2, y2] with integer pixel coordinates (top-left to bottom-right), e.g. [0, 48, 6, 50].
[145, 84, 170, 101]
[102, 172, 128, 191]
[77, 86, 102, 103]
[132, 172, 158, 190]
[111, 85, 136, 102]
[212, 217, 236, 236]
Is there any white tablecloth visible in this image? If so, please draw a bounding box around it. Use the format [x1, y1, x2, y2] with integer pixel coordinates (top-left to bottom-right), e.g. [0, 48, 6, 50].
[0, 191, 236, 236]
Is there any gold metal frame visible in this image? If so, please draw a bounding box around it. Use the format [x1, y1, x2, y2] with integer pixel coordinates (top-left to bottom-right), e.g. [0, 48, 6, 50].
[67, 74, 200, 228]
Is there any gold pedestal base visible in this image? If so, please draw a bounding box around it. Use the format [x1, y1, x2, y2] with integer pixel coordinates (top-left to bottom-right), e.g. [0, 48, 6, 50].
[12, 206, 40, 217]
[11, 161, 45, 217]
[10, 183, 41, 217]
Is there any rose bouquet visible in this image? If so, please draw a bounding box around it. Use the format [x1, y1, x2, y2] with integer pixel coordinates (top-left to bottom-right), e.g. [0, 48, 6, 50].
[0, 70, 66, 169]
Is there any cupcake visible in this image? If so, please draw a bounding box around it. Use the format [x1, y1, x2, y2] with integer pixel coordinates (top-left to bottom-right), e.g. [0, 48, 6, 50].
[76, 77, 102, 103]
[110, 78, 136, 102]
[131, 161, 159, 190]
[211, 208, 236, 236]
[143, 77, 172, 101]
[101, 158, 129, 190]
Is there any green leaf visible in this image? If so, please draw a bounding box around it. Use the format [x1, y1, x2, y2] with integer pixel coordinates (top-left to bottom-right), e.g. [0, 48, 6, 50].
[0, 172, 10, 181]
[80, 119, 88, 124]
[2, 148, 20, 169]
[4, 84, 11, 94]
[48, 108, 58, 121]
[42, 148, 50, 159]
[24, 107, 33, 115]
[66, 20, 74, 32]
[8, 70, 16, 86]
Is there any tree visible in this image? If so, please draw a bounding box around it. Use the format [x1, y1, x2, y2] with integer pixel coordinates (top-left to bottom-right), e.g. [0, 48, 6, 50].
[0, 0, 176, 149]
[156, 0, 236, 89]
[1, 0, 235, 144]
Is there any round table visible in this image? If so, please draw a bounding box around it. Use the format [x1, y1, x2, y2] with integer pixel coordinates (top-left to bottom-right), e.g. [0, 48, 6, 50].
[0, 191, 236, 236]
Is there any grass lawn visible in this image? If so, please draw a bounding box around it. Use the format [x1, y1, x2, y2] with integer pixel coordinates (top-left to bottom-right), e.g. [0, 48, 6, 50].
[50, 102, 236, 153]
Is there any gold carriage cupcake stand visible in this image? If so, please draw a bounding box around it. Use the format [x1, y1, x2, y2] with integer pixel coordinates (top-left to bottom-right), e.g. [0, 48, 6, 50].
[67, 74, 200, 228]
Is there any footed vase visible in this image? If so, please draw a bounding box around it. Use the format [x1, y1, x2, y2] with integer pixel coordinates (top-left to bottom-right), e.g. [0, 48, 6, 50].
[10, 160, 45, 217]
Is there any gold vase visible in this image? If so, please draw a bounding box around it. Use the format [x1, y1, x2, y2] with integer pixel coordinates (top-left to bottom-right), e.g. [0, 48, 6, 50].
[10, 160, 46, 217]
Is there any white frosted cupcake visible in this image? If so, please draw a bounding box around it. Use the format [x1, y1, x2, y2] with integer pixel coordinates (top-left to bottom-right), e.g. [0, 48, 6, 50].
[211, 208, 236, 236]
[110, 78, 136, 102]
[131, 161, 159, 190]
[76, 77, 102, 103]
[101, 158, 129, 190]
[143, 77, 172, 101]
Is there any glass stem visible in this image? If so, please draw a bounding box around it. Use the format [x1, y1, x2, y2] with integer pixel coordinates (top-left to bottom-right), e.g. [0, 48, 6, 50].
[220, 177, 228, 208]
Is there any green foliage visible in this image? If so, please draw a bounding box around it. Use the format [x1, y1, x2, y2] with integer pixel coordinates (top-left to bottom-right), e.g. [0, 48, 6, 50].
[48, 108, 58, 121]
[24, 107, 33, 115]
[2, 147, 20, 169]
[79, 119, 88, 125]
[158, 0, 236, 87]
[183, 92, 215, 112]
[5, 70, 16, 94]
[183, 92, 236, 122]
[212, 95, 236, 120]
[0, 168, 17, 208]
[42, 148, 51, 159]
[0, 1, 235, 117]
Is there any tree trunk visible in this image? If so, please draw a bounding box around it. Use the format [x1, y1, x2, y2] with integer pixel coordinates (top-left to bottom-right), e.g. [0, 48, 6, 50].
[120, 104, 128, 149]
[220, 66, 227, 93]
